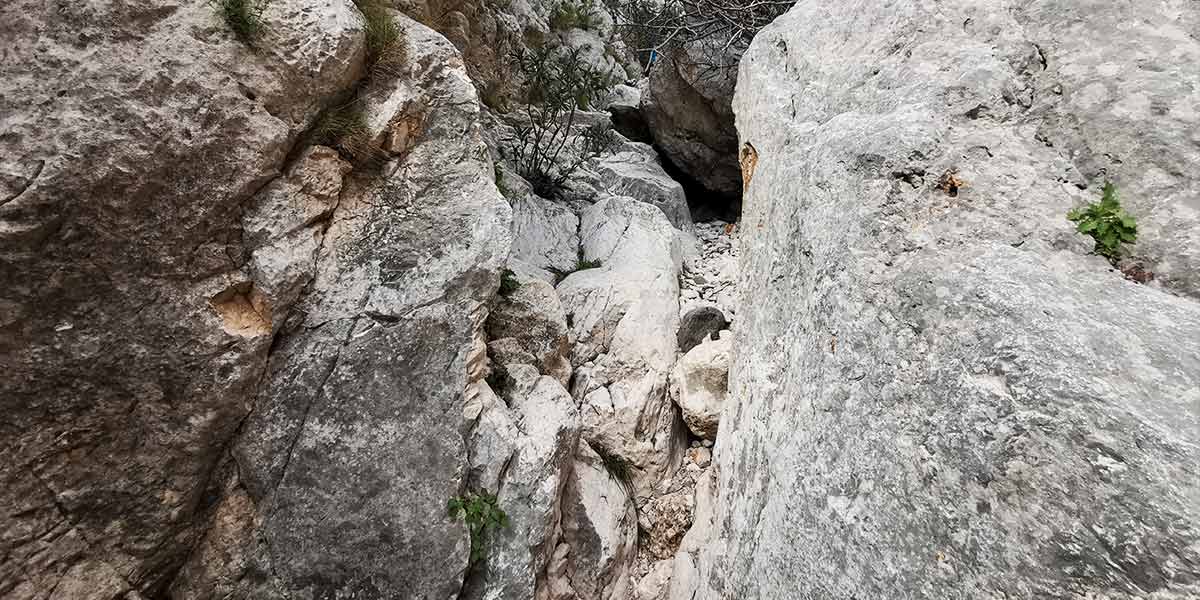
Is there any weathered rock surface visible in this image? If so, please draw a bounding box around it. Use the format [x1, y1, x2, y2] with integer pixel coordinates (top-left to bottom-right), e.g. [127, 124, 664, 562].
[0, 1, 363, 596]
[669, 333, 731, 441]
[676, 306, 728, 353]
[642, 44, 741, 199]
[466, 365, 580, 600]
[507, 173, 582, 276]
[552, 443, 639, 600]
[700, 2, 1200, 598]
[593, 143, 695, 233]
[234, 16, 511, 599]
[489, 270, 573, 386]
[667, 467, 716, 600]
[558, 195, 688, 495]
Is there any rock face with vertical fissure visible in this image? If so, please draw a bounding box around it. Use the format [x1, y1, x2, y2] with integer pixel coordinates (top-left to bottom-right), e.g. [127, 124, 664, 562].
[0, 0, 364, 596]
[698, 2, 1200, 599]
[178, 14, 512, 600]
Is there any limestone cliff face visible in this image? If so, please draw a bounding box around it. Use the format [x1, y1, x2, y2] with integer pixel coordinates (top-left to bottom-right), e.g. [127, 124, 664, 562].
[701, 1, 1200, 598]
[0, 1, 365, 596]
[1, 2, 508, 598]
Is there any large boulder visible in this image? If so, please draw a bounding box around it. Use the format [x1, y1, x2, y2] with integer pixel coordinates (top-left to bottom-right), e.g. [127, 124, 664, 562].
[676, 306, 728, 353]
[592, 142, 695, 233]
[699, 2, 1200, 599]
[172, 15, 512, 599]
[488, 270, 573, 386]
[641, 43, 741, 200]
[549, 443, 640, 600]
[0, 1, 363, 597]
[669, 333, 732, 441]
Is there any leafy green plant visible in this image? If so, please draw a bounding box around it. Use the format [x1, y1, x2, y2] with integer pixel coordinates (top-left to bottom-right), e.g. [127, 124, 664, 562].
[448, 491, 509, 564]
[511, 44, 616, 198]
[353, 0, 406, 78]
[499, 269, 521, 296]
[550, 0, 601, 31]
[211, 0, 269, 41]
[1067, 182, 1138, 264]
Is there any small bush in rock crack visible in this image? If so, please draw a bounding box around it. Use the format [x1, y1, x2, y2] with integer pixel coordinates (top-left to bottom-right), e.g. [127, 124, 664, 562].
[1068, 182, 1138, 264]
[590, 442, 635, 494]
[499, 269, 521, 296]
[511, 44, 617, 198]
[575, 258, 603, 271]
[311, 102, 385, 166]
[448, 491, 509, 564]
[550, 0, 602, 31]
[211, 0, 269, 41]
[352, 0, 406, 79]
[609, 0, 794, 71]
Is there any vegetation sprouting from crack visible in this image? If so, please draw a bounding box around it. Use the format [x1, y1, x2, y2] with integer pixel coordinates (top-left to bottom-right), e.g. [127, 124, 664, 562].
[511, 44, 617, 198]
[590, 441, 635, 495]
[211, 0, 269, 42]
[551, 0, 603, 31]
[1067, 182, 1138, 264]
[499, 269, 521, 297]
[352, 0, 407, 79]
[448, 491, 509, 564]
[311, 102, 386, 166]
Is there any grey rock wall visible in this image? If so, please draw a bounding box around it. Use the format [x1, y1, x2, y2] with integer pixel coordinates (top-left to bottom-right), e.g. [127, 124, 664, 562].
[0, 1, 364, 596]
[700, 1, 1200, 598]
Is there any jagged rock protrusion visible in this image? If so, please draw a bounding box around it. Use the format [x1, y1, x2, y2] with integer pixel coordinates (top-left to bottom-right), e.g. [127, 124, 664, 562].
[641, 45, 742, 201]
[558, 195, 688, 498]
[669, 333, 731, 441]
[488, 269, 573, 387]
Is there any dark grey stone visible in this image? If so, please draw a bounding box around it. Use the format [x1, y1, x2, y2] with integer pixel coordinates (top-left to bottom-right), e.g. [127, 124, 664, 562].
[677, 307, 728, 353]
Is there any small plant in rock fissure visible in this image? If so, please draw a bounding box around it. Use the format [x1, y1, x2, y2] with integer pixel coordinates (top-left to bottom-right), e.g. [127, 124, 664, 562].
[499, 269, 521, 296]
[448, 491, 509, 564]
[511, 44, 617, 198]
[590, 442, 635, 494]
[212, 0, 270, 41]
[575, 258, 603, 271]
[550, 0, 602, 31]
[352, 0, 406, 78]
[1067, 182, 1138, 264]
[311, 102, 383, 165]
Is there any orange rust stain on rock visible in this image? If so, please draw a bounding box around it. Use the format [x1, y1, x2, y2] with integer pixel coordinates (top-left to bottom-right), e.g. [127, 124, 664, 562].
[739, 142, 759, 190]
[209, 282, 271, 337]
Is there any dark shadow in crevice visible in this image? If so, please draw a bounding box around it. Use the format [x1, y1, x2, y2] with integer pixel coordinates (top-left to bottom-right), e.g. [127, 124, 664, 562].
[653, 147, 742, 224]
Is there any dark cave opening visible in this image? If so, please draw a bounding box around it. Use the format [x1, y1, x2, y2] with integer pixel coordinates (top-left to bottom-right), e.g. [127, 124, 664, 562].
[655, 146, 742, 225]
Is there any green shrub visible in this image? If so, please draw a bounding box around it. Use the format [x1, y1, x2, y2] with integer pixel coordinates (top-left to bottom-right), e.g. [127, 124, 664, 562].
[499, 269, 521, 296]
[1067, 182, 1138, 264]
[575, 258, 602, 271]
[550, 0, 601, 31]
[311, 102, 377, 163]
[448, 491, 509, 564]
[511, 44, 616, 198]
[212, 0, 269, 41]
[353, 0, 406, 78]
